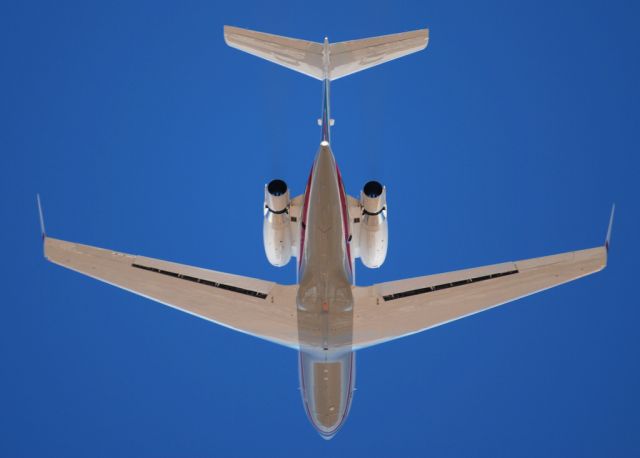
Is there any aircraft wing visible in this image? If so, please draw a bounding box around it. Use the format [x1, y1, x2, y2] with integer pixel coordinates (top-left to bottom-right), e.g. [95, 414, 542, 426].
[352, 244, 609, 350]
[43, 237, 299, 348]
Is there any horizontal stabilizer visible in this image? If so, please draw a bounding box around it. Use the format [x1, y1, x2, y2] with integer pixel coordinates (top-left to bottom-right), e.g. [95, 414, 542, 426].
[224, 26, 429, 81]
[224, 26, 325, 79]
[329, 29, 429, 80]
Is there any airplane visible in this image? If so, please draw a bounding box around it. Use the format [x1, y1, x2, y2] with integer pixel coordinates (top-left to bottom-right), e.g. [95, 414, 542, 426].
[38, 26, 614, 440]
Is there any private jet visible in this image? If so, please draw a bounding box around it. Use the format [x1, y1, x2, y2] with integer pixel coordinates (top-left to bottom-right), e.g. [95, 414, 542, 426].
[39, 26, 614, 439]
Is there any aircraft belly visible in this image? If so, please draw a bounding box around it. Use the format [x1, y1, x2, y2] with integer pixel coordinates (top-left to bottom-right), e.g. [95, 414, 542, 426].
[296, 144, 356, 438]
[296, 144, 353, 350]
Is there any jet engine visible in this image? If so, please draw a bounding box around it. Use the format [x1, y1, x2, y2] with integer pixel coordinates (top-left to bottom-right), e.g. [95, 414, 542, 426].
[358, 180, 388, 268]
[263, 179, 293, 266]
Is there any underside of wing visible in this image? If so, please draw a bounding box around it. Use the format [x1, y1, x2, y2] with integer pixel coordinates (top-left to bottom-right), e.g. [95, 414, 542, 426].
[352, 246, 607, 350]
[44, 237, 299, 348]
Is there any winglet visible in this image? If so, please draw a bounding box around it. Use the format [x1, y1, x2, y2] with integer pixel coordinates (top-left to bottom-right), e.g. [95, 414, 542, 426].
[36, 193, 46, 241]
[605, 203, 615, 252]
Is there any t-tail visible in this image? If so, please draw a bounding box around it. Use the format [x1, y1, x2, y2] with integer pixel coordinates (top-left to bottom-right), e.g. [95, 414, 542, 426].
[223, 26, 429, 143]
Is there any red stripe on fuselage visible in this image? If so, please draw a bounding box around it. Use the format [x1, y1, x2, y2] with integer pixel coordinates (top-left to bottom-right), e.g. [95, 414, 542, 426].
[335, 165, 353, 274]
[298, 165, 314, 273]
[298, 156, 352, 276]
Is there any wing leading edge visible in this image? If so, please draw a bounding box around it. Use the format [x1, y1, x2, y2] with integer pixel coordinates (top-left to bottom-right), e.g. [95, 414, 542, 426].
[43, 237, 299, 348]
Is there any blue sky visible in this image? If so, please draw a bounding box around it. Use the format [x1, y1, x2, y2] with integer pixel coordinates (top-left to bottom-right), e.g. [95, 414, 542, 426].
[1, 0, 639, 456]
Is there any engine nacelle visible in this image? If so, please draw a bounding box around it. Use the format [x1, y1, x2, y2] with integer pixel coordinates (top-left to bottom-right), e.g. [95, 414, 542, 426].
[263, 179, 293, 266]
[359, 181, 388, 268]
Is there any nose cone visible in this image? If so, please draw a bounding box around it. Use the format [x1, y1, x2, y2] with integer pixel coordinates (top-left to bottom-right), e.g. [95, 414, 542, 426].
[299, 351, 355, 440]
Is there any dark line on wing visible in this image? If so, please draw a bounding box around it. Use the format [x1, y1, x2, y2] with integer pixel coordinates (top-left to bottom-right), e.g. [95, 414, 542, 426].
[382, 269, 519, 302]
[131, 263, 268, 299]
